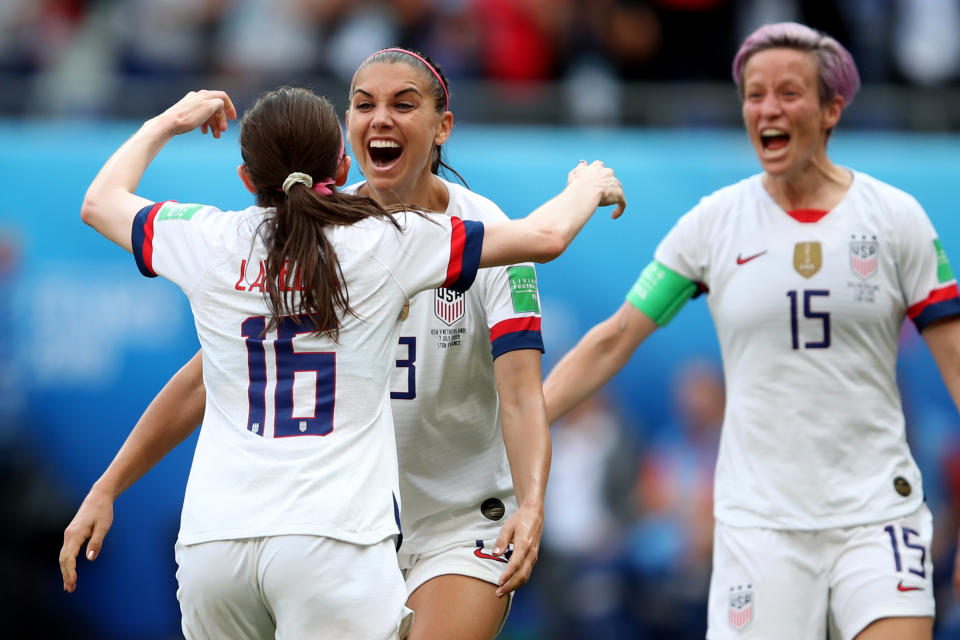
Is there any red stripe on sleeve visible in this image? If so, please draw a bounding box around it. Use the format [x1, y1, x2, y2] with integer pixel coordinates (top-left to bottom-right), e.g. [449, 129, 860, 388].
[443, 216, 466, 288]
[490, 316, 542, 343]
[143, 202, 164, 276]
[907, 283, 960, 319]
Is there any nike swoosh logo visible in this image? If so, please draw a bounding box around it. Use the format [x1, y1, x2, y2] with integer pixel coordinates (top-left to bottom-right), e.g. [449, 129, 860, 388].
[736, 251, 767, 265]
[474, 548, 509, 564]
[897, 581, 923, 592]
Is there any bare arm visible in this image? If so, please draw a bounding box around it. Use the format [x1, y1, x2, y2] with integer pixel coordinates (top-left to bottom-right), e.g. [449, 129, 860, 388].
[80, 90, 236, 251]
[59, 351, 206, 593]
[920, 317, 960, 603]
[544, 302, 658, 424]
[490, 349, 550, 597]
[479, 161, 626, 268]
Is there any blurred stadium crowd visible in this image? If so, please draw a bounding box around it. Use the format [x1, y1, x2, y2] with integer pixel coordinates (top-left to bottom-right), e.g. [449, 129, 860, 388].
[4, 0, 960, 126]
[6, 2, 960, 639]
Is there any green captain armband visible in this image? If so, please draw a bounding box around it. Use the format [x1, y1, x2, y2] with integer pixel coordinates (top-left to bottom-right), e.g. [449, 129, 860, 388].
[625, 261, 697, 326]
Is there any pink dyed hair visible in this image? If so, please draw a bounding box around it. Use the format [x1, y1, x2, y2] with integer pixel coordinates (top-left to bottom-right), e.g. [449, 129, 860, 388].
[732, 22, 860, 108]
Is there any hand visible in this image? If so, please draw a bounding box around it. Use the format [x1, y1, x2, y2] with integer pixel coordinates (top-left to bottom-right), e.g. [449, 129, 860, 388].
[59, 487, 116, 593]
[567, 160, 627, 219]
[154, 90, 238, 139]
[493, 502, 543, 597]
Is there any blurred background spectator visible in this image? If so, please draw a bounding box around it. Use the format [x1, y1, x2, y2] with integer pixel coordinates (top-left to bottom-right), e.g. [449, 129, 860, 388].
[3, 0, 960, 126]
[534, 392, 640, 639]
[626, 358, 723, 639]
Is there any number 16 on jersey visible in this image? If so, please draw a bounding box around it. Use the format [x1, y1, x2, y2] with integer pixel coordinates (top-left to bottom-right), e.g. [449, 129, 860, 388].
[241, 314, 336, 438]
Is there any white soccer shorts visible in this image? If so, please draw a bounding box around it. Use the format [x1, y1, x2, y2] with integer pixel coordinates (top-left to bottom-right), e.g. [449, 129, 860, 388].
[400, 538, 515, 633]
[707, 504, 935, 639]
[175, 535, 410, 639]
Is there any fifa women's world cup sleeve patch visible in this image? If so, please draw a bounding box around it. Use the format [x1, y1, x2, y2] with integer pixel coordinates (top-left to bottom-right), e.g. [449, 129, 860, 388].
[626, 260, 698, 326]
[131, 201, 219, 292]
[485, 264, 544, 359]
[907, 238, 960, 331]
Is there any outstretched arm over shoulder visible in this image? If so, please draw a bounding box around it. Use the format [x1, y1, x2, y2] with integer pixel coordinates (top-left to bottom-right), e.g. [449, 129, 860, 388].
[80, 90, 236, 251]
[543, 302, 657, 424]
[59, 351, 206, 593]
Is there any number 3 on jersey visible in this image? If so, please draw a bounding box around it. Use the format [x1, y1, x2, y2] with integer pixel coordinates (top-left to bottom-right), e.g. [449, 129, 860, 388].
[242, 315, 335, 438]
[391, 337, 416, 400]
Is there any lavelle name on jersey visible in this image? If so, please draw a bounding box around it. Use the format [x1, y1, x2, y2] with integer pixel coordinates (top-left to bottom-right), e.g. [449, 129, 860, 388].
[234, 259, 304, 293]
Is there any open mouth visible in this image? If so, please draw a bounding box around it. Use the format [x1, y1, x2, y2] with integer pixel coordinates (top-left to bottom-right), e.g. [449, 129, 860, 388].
[368, 139, 402, 168]
[761, 128, 790, 152]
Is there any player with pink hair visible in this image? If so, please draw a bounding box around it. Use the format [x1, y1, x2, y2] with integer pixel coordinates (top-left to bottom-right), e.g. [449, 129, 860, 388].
[545, 22, 960, 640]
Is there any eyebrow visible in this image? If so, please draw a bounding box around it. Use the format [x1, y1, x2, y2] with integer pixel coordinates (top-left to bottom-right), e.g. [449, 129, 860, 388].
[352, 87, 423, 100]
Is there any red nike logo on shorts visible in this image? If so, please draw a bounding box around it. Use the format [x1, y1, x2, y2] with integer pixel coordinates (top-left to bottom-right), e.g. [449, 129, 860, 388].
[474, 548, 509, 564]
[736, 251, 767, 265]
[897, 581, 923, 592]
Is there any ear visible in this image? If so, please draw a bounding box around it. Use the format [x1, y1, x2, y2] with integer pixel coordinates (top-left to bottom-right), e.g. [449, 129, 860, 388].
[237, 165, 256, 194]
[822, 95, 844, 132]
[434, 110, 453, 146]
[335, 155, 351, 186]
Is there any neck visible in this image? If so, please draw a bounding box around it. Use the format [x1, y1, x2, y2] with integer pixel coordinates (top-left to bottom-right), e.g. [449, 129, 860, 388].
[362, 172, 449, 213]
[763, 154, 851, 211]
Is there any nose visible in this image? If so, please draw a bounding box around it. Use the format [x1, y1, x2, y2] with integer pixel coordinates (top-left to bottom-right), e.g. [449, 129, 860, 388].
[760, 93, 782, 118]
[371, 104, 392, 129]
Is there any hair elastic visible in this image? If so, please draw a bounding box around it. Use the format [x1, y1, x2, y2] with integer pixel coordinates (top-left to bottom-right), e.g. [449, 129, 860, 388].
[279, 121, 346, 196]
[365, 47, 449, 110]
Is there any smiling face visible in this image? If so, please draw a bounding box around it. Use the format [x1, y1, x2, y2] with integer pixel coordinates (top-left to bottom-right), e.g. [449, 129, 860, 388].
[346, 61, 451, 205]
[741, 47, 843, 178]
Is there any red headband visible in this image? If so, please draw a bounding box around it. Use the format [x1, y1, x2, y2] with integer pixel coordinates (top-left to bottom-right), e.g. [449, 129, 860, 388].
[363, 48, 449, 110]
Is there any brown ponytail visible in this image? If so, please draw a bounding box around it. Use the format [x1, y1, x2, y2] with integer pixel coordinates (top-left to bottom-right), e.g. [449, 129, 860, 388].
[239, 86, 401, 339]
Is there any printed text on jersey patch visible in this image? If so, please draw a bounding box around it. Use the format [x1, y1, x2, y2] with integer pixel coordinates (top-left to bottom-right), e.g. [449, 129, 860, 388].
[507, 266, 540, 313]
[157, 203, 203, 221]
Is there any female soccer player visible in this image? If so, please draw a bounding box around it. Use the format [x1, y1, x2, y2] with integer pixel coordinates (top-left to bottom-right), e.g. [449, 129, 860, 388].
[544, 22, 960, 640]
[59, 86, 624, 639]
[64, 48, 557, 639]
[344, 48, 548, 637]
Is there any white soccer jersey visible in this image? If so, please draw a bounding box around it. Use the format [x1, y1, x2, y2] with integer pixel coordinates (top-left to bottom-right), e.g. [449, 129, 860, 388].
[131, 200, 483, 546]
[653, 171, 960, 530]
[344, 179, 544, 555]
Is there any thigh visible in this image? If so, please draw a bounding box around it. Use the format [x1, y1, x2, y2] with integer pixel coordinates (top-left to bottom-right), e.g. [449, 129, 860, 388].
[261, 535, 408, 640]
[403, 540, 512, 640]
[707, 522, 827, 640]
[175, 539, 275, 640]
[829, 505, 935, 640]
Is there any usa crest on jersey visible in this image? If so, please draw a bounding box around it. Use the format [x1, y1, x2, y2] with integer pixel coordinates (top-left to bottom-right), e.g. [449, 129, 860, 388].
[434, 288, 465, 325]
[728, 584, 754, 630]
[850, 235, 879, 279]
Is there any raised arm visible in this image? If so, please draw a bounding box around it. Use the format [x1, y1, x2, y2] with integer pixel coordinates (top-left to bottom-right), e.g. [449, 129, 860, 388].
[59, 351, 206, 593]
[489, 348, 550, 597]
[544, 302, 657, 424]
[919, 316, 960, 603]
[80, 90, 237, 251]
[479, 161, 625, 268]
